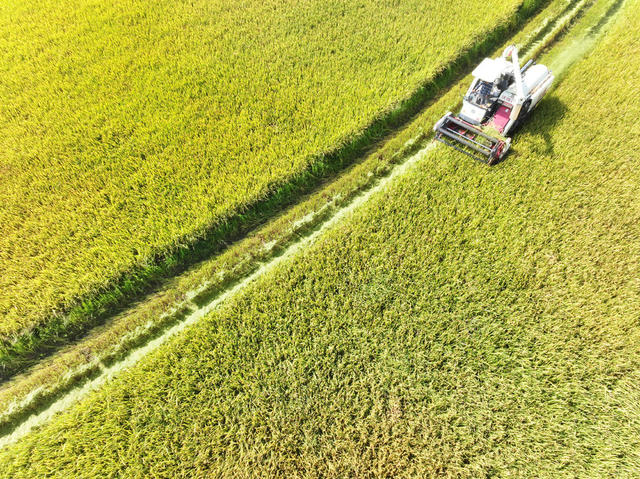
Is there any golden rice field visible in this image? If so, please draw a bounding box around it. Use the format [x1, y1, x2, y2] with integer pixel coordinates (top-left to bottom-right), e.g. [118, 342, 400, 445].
[0, 0, 574, 421]
[0, 0, 533, 351]
[1, 0, 638, 475]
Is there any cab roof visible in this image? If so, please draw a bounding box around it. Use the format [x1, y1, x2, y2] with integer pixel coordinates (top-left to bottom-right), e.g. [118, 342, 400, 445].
[472, 57, 511, 83]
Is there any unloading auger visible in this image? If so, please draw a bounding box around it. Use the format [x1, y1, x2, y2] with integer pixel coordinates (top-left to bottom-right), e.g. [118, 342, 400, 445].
[434, 45, 554, 165]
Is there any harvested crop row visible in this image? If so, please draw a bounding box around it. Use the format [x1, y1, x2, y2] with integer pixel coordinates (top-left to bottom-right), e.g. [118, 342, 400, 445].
[0, 0, 533, 347]
[1, 0, 638, 475]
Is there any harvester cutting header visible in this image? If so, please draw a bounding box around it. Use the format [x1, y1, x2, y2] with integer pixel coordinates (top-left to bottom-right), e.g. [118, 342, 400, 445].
[434, 45, 554, 164]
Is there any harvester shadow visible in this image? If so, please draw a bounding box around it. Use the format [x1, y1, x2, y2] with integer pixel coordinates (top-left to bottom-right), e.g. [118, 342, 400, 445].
[496, 96, 567, 163]
[505, 0, 626, 162]
[523, 0, 625, 157]
[528, 96, 567, 156]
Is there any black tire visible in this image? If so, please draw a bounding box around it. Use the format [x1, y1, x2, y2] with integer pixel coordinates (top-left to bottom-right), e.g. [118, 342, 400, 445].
[510, 99, 532, 134]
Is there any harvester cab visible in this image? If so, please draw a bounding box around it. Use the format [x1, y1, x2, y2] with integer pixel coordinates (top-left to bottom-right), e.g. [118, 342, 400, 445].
[434, 45, 554, 164]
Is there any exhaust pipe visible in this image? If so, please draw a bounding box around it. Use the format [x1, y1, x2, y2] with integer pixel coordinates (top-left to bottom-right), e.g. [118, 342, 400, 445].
[520, 58, 535, 74]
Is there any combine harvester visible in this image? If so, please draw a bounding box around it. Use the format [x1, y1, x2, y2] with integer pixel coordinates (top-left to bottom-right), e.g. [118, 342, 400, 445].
[434, 46, 554, 165]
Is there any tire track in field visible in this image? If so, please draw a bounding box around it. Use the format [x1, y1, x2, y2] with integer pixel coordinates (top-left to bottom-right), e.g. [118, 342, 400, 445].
[0, 0, 553, 379]
[0, 141, 438, 450]
[0, 0, 623, 450]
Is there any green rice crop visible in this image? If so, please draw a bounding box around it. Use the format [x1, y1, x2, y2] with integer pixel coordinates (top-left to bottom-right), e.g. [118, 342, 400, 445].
[0, 0, 530, 348]
[1, 0, 638, 475]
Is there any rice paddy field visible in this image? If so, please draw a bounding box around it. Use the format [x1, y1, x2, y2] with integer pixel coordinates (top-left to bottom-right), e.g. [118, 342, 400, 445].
[0, 0, 638, 475]
[0, 0, 537, 361]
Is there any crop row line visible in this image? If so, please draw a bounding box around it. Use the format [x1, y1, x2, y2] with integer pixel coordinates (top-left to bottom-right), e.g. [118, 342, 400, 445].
[0, 142, 440, 450]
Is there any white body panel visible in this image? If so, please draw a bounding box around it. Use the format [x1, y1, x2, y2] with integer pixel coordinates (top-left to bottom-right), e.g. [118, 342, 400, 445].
[460, 100, 487, 123]
[498, 89, 516, 106]
[471, 57, 511, 82]
[523, 64, 551, 95]
[529, 74, 554, 107]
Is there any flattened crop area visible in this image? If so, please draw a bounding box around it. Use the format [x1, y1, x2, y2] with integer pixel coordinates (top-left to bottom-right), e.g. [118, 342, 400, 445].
[1, 0, 638, 475]
[0, 0, 527, 350]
